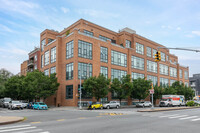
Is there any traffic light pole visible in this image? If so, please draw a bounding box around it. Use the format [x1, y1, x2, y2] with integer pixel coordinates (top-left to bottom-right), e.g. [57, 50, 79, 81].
[157, 47, 200, 52]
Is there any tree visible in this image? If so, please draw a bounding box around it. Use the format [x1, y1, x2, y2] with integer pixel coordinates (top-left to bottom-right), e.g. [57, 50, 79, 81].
[131, 78, 151, 101]
[184, 86, 195, 101]
[110, 75, 132, 104]
[153, 85, 164, 104]
[83, 74, 110, 102]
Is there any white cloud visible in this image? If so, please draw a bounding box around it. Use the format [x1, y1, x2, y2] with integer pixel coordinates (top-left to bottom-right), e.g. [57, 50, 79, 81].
[185, 34, 194, 38]
[192, 31, 200, 36]
[0, 24, 14, 33]
[61, 7, 69, 14]
[176, 27, 181, 30]
[0, 47, 28, 56]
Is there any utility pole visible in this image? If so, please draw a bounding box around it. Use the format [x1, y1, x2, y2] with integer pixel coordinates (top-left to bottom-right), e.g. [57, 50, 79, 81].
[157, 47, 200, 52]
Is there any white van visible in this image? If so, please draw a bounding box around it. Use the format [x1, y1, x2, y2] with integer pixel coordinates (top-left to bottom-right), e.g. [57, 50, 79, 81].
[159, 95, 185, 107]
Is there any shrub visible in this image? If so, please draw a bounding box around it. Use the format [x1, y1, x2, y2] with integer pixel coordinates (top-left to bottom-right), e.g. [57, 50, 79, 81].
[186, 101, 195, 106]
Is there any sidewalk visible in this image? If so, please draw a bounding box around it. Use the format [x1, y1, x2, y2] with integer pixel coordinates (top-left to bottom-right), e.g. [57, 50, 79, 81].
[137, 106, 200, 112]
[0, 116, 24, 125]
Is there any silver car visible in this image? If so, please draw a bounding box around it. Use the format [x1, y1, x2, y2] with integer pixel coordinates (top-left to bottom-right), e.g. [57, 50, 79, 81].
[8, 101, 23, 110]
[103, 101, 120, 109]
[136, 101, 152, 108]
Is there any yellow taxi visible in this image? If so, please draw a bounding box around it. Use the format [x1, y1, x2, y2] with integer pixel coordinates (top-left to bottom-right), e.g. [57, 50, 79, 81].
[88, 102, 103, 110]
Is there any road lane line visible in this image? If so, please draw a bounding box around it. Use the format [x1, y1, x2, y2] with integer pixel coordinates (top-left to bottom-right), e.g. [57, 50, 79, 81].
[0, 126, 36, 132]
[169, 115, 188, 119]
[78, 117, 86, 119]
[0, 125, 30, 130]
[96, 116, 102, 117]
[31, 122, 41, 124]
[191, 118, 200, 121]
[57, 119, 65, 121]
[159, 114, 179, 118]
[179, 116, 198, 120]
[14, 129, 43, 133]
[40, 132, 50, 133]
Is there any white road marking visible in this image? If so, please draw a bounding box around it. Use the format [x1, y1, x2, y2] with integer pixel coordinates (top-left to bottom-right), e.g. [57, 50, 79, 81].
[14, 129, 43, 133]
[169, 115, 188, 119]
[40, 132, 50, 133]
[159, 114, 179, 118]
[179, 116, 198, 120]
[0, 126, 36, 132]
[191, 118, 200, 121]
[0, 124, 30, 130]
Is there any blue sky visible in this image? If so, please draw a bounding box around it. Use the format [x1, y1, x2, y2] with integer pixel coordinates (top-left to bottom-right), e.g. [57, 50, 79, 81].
[0, 0, 200, 76]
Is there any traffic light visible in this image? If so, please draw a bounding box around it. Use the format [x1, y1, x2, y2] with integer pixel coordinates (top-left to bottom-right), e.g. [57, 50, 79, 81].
[155, 51, 161, 62]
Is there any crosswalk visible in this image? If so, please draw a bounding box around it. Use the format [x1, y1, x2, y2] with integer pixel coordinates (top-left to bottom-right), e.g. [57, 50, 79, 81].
[141, 113, 200, 122]
[0, 124, 49, 133]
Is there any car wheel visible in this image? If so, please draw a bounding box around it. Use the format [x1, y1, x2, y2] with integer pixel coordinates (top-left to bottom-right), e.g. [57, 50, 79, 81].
[37, 107, 39, 110]
[167, 104, 170, 107]
[106, 106, 110, 109]
[116, 105, 119, 109]
[93, 107, 95, 110]
[143, 105, 144, 108]
[100, 106, 103, 110]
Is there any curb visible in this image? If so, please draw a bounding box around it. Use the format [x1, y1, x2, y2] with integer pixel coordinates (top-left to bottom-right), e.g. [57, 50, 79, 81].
[0, 117, 25, 125]
[137, 106, 200, 112]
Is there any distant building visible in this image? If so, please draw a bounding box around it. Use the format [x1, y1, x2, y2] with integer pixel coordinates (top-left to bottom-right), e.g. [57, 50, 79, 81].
[20, 19, 189, 107]
[189, 74, 200, 96]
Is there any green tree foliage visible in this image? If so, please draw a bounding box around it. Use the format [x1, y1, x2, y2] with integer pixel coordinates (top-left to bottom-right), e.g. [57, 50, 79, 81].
[153, 85, 164, 104]
[110, 75, 132, 104]
[83, 74, 110, 101]
[131, 78, 151, 101]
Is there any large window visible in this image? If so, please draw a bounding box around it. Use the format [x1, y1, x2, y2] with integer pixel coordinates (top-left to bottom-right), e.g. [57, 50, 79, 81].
[44, 69, 49, 76]
[159, 64, 168, 75]
[152, 49, 157, 59]
[147, 75, 158, 86]
[66, 63, 73, 80]
[131, 56, 144, 70]
[101, 47, 108, 63]
[78, 63, 92, 79]
[179, 69, 183, 78]
[78, 40, 92, 59]
[51, 47, 56, 63]
[170, 80, 176, 86]
[184, 71, 188, 80]
[41, 55, 44, 68]
[147, 47, 151, 57]
[147, 60, 157, 73]
[126, 40, 131, 48]
[41, 39, 45, 52]
[132, 72, 144, 80]
[66, 40, 74, 59]
[84, 30, 93, 36]
[111, 50, 127, 67]
[100, 66, 108, 78]
[136, 42, 144, 55]
[78, 85, 92, 99]
[185, 82, 189, 87]
[66, 85, 73, 99]
[160, 77, 169, 86]
[44, 51, 49, 66]
[99, 35, 111, 42]
[170, 67, 177, 77]
[50, 66, 56, 74]
[111, 69, 127, 81]
[161, 52, 165, 62]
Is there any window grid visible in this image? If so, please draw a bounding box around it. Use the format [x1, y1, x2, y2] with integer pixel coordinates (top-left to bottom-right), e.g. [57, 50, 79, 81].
[132, 72, 144, 79]
[147, 75, 158, 86]
[147, 60, 157, 73]
[78, 63, 92, 79]
[41, 39, 45, 52]
[100, 47, 108, 63]
[44, 69, 49, 76]
[159, 64, 169, 75]
[66, 63, 73, 80]
[184, 71, 188, 80]
[100, 66, 108, 78]
[99, 35, 111, 42]
[131, 56, 144, 70]
[179, 69, 183, 78]
[41, 55, 44, 68]
[160, 77, 169, 86]
[152, 49, 157, 58]
[66, 85, 73, 99]
[66, 40, 74, 59]
[50, 66, 56, 74]
[44, 51, 49, 66]
[147, 47, 151, 57]
[170, 80, 176, 86]
[84, 30, 94, 36]
[111, 50, 127, 67]
[126, 40, 131, 48]
[111, 69, 127, 81]
[136, 42, 144, 55]
[78, 40, 92, 59]
[161, 52, 166, 62]
[170, 67, 177, 77]
[51, 47, 56, 63]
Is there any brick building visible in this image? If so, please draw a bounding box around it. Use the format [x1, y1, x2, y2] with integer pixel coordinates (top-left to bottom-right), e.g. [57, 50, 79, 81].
[21, 19, 189, 106]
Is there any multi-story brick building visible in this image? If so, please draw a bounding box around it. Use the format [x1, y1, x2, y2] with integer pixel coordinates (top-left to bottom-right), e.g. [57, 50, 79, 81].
[21, 19, 189, 106]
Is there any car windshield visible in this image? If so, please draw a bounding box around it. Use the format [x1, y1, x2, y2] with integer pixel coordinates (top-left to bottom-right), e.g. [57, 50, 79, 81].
[4, 98, 11, 102]
[92, 102, 100, 104]
[12, 101, 20, 104]
[39, 103, 45, 105]
[140, 102, 144, 103]
[162, 99, 168, 101]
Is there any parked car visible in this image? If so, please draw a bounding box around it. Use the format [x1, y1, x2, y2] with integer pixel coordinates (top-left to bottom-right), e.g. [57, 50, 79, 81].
[136, 101, 152, 108]
[33, 102, 48, 110]
[19, 100, 28, 108]
[88, 102, 103, 110]
[8, 101, 23, 110]
[1, 98, 12, 108]
[103, 101, 120, 109]
[27, 102, 35, 109]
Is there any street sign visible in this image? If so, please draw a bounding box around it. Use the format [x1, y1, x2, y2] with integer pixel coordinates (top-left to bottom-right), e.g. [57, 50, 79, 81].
[150, 89, 154, 94]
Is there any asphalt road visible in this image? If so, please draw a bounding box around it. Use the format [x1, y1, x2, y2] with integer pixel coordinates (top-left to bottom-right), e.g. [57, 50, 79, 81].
[1, 107, 200, 133]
